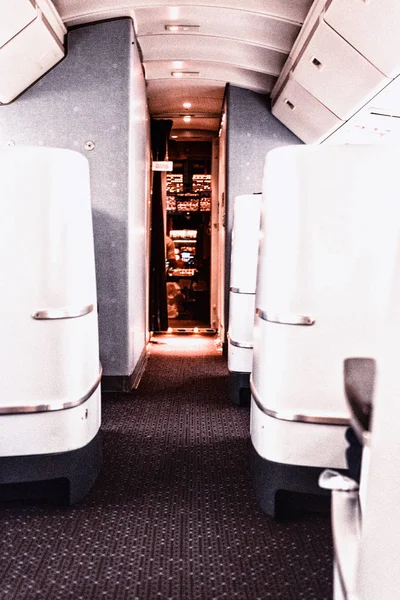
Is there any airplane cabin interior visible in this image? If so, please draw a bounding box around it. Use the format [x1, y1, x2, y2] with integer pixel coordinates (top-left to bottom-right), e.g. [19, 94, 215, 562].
[1, 1, 400, 599]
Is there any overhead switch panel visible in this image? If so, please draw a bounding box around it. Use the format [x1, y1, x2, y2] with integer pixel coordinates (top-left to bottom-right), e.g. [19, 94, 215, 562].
[0, 0, 66, 104]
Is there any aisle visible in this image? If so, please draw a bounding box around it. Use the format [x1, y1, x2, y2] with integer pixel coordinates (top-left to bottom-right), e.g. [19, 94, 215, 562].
[0, 334, 333, 600]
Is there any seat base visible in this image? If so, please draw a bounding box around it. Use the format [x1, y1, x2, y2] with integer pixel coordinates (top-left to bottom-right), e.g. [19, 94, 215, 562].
[0, 430, 102, 505]
[229, 370, 251, 406]
[250, 442, 345, 519]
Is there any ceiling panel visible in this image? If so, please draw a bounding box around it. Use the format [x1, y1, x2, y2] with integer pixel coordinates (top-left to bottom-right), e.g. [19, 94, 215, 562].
[53, 0, 313, 27]
[140, 35, 286, 77]
[168, 116, 220, 131]
[144, 60, 277, 94]
[169, 129, 217, 140]
[50, 0, 313, 137]
[134, 7, 301, 53]
[146, 80, 225, 115]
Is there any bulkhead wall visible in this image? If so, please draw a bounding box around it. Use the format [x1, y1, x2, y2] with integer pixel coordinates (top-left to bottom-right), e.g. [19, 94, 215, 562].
[0, 19, 150, 384]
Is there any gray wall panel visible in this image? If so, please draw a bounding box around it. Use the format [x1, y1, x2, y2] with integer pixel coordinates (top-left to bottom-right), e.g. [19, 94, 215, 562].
[0, 19, 148, 377]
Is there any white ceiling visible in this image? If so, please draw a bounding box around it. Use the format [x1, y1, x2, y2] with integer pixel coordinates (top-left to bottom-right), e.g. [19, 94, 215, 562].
[52, 0, 314, 138]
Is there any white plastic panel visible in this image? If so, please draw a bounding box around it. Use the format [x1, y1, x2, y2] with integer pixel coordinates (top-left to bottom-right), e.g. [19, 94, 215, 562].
[0, 0, 36, 49]
[228, 342, 253, 374]
[53, 0, 313, 27]
[325, 0, 400, 78]
[228, 292, 256, 344]
[293, 17, 389, 120]
[140, 35, 286, 77]
[270, 0, 327, 102]
[0, 388, 101, 457]
[250, 398, 348, 467]
[127, 31, 151, 369]
[0, 147, 99, 409]
[0, 9, 65, 104]
[272, 74, 344, 144]
[144, 60, 276, 95]
[324, 75, 400, 145]
[134, 6, 300, 53]
[253, 145, 400, 418]
[230, 194, 262, 293]
[324, 110, 400, 145]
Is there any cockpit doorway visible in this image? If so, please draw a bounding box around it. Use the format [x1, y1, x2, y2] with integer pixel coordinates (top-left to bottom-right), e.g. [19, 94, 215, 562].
[165, 140, 214, 332]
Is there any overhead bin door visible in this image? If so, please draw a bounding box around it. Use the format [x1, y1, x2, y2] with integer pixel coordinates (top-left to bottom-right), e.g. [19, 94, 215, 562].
[0, 0, 36, 49]
[292, 17, 389, 121]
[271, 74, 344, 144]
[325, 0, 400, 78]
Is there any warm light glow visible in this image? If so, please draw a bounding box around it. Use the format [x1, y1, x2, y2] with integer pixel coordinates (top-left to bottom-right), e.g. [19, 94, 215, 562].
[171, 135, 178, 139]
[167, 327, 173, 333]
[171, 71, 200, 79]
[172, 61, 184, 69]
[168, 6, 180, 19]
[193, 327, 199, 333]
[165, 24, 200, 32]
[183, 102, 192, 109]
[183, 115, 192, 123]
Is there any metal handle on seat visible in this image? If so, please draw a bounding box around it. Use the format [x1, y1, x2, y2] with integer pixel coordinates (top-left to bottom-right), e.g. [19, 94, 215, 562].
[255, 308, 315, 326]
[32, 304, 94, 320]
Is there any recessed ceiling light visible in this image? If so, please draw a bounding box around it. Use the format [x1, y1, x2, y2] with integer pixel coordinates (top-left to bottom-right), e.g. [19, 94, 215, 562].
[171, 72, 199, 79]
[168, 7, 180, 20]
[165, 24, 200, 32]
[183, 115, 192, 123]
[183, 102, 192, 109]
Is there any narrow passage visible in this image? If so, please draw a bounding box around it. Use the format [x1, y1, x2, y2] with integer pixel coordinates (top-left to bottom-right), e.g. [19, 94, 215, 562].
[0, 335, 333, 600]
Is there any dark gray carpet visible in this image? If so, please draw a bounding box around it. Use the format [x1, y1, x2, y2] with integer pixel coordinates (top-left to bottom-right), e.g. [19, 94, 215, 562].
[0, 336, 333, 599]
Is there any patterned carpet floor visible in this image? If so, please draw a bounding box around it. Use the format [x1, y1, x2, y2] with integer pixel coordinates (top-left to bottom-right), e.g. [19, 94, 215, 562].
[0, 335, 333, 600]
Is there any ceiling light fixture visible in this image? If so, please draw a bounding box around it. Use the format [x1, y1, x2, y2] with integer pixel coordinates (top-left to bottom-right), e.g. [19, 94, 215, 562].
[183, 115, 192, 123]
[168, 7, 180, 20]
[183, 102, 192, 109]
[171, 71, 199, 79]
[165, 24, 200, 32]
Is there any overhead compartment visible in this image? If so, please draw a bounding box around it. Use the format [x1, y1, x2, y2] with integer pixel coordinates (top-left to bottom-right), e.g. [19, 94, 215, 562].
[292, 17, 389, 121]
[325, 0, 400, 78]
[270, 0, 327, 103]
[0, 0, 36, 48]
[324, 74, 400, 145]
[271, 0, 400, 144]
[271, 74, 344, 144]
[0, 0, 66, 104]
